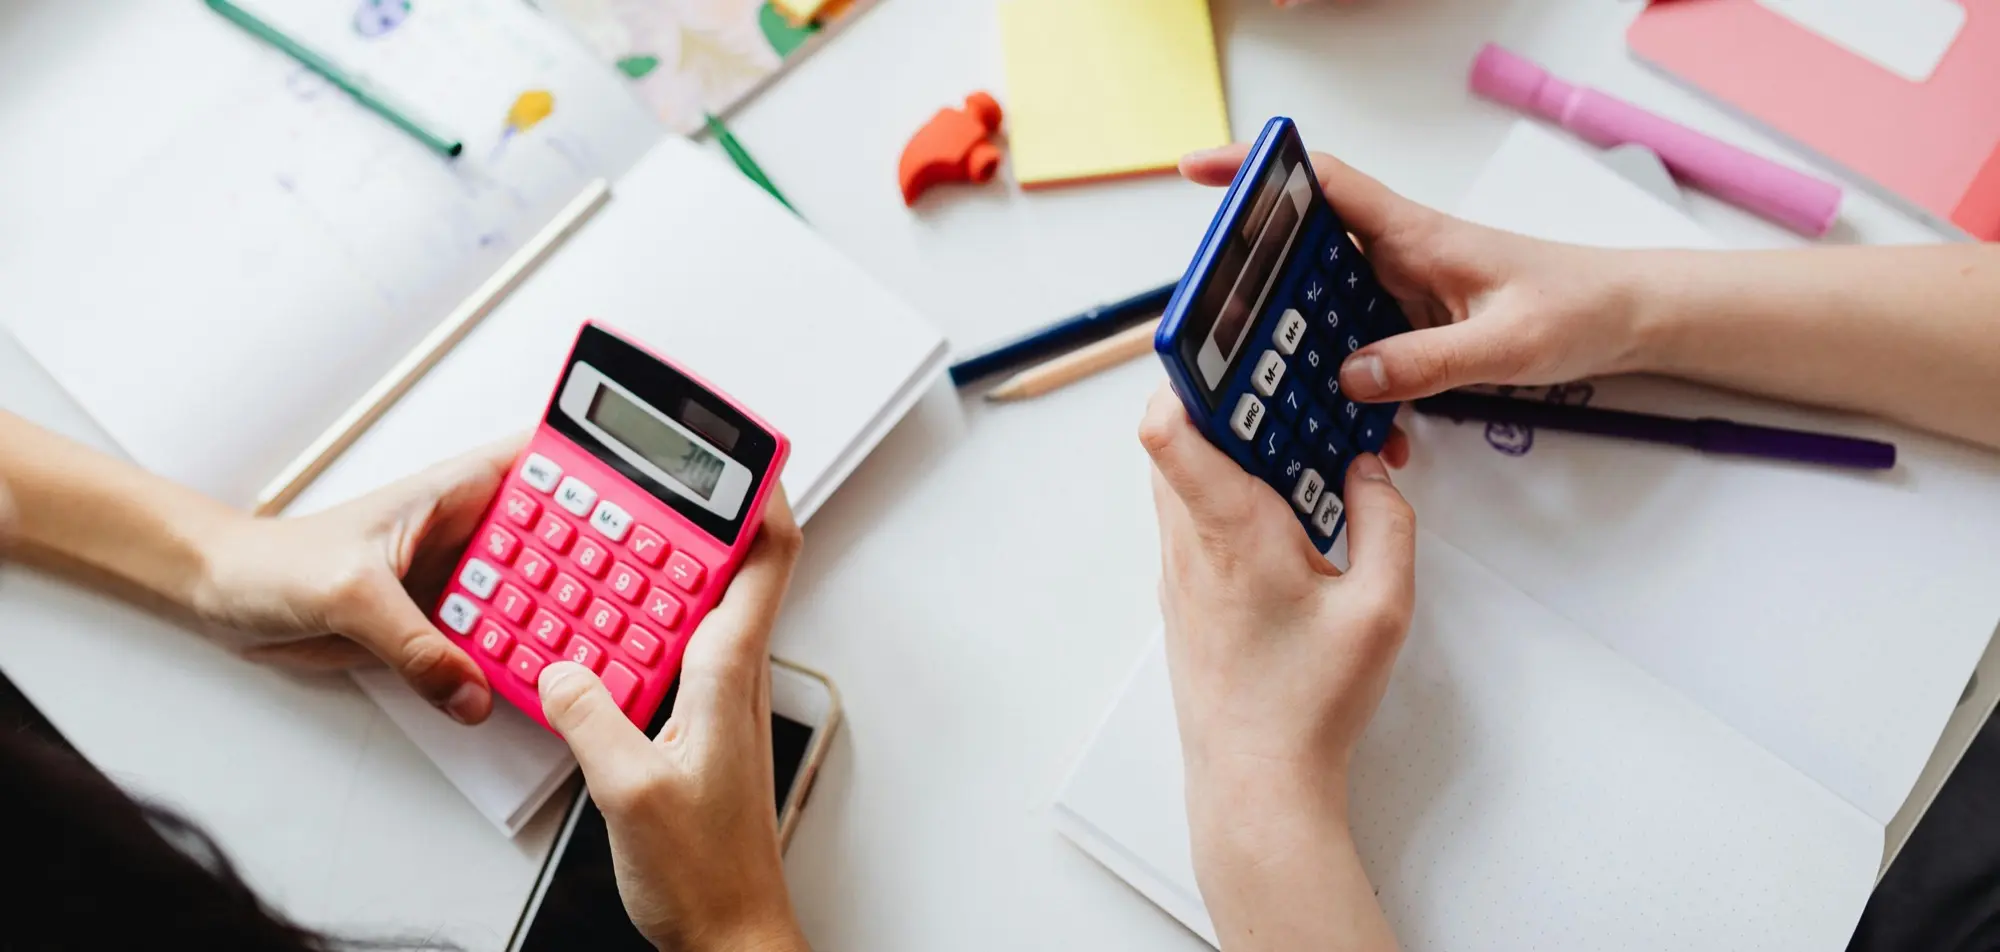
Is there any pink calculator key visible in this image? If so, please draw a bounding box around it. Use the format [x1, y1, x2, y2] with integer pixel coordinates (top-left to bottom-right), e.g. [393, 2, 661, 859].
[565, 637, 607, 673]
[551, 572, 590, 615]
[516, 548, 555, 590]
[620, 625, 662, 666]
[480, 526, 521, 566]
[627, 525, 670, 568]
[507, 645, 549, 684]
[665, 551, 707, 594]
[601, 662, 641, 711]
[640, 588, 684, 629]
[501, 489, 542, 529]
[475, 623, 515, 660]
[493, 583, 534, 624]
[527, 609, 569, 650]
[585, 598, 627, 639]
[572, 538, 612, 579]
[606, 562, 648, 605]
[535, 514, 575, 554]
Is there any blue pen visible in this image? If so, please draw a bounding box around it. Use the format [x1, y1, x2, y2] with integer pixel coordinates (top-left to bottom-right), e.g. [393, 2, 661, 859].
[950, 281, 1178, 387]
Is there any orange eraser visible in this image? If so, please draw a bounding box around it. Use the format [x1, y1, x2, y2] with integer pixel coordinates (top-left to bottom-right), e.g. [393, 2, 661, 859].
[899, 92, 1006, 206]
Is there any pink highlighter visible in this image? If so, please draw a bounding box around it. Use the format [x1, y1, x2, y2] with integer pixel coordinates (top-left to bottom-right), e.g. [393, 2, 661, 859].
[1470, 43, 1842, 238]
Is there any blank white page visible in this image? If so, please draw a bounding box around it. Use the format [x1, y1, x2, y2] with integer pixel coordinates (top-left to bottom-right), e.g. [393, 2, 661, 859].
[290, 136, 945, 831]
[1056, 535, 1881, 951]
[1414, 121, 2000, 823]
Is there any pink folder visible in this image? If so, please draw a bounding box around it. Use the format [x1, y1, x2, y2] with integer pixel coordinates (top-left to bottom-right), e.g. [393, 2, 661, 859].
[1628, 0, 2000, 240]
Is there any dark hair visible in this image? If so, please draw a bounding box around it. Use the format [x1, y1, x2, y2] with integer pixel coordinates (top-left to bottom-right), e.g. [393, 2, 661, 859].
[0, 726, 447, 951]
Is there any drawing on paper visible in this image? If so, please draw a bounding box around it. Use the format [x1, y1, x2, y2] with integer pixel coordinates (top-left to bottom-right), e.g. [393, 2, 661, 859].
[538, 0, 866, 134]
[1480, 383, 1597, 457]
[490, 89, 556, 160]
[355, 0, 413, 38]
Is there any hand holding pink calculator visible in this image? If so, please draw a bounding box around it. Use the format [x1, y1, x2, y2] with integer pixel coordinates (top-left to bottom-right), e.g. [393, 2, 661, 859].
[434, 323, 790, 731]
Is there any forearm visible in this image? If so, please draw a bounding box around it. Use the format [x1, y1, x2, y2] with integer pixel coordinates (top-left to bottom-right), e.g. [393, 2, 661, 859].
[1188, 764, 1398, 952]
[1626, 245, 2000, 450]
[0, 412, 242, 610]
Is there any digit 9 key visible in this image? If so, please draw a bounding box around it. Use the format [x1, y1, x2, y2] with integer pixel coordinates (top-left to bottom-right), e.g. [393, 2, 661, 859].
[1154, 117, 1414, 550]
[435, 322, 790, 731]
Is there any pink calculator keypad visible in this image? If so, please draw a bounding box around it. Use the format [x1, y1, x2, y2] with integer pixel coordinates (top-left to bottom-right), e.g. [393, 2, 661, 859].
[436, 443, 739, 732]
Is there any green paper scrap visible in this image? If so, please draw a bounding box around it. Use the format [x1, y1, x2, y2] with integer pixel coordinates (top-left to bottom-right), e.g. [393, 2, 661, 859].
[759, 4, 819, 57]
[616, 54, 660, 79]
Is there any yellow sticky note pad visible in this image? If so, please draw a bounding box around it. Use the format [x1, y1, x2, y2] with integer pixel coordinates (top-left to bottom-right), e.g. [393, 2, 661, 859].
[998, 0, 1231, 189]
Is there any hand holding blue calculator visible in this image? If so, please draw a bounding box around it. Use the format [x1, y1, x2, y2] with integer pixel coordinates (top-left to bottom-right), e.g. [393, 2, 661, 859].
[1155, 119, 1414, 550]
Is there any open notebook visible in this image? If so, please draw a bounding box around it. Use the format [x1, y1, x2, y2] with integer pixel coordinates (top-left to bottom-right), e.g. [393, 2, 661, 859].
[0, 0, 945, 834]
[1055, 123, 2000, 949]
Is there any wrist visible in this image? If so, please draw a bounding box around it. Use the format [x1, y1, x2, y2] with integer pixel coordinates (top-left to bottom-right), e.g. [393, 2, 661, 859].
[1611, 248, 1701, 378]
[1185, 745, 1351, 852]
[672, 916, 809, 952]
[181, 510, 273, 622]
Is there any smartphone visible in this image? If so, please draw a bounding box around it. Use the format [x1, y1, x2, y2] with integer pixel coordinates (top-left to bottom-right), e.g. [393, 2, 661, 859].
[507, 659, 840, 951]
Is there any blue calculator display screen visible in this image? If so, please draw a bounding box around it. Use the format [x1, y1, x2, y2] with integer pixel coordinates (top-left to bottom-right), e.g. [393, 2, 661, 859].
[1156, 118, 1414, 549]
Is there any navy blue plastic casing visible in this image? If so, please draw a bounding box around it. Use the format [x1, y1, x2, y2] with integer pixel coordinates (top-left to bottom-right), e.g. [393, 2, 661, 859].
[1154, 118, 1413, 549]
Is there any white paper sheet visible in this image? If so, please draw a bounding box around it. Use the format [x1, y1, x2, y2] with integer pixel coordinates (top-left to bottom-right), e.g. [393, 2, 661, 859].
[291, 137, 947, 833]
[1419, 122, 2000, 823]
[0, 0, 658, 504]
[1057, 536, 1883, 952]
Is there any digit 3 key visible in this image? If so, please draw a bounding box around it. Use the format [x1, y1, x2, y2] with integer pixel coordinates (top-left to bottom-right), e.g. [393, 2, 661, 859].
[1154, 117, 1413, 550]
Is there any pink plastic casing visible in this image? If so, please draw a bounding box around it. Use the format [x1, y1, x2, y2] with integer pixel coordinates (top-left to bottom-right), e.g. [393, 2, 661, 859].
[434, 321, 791, 733]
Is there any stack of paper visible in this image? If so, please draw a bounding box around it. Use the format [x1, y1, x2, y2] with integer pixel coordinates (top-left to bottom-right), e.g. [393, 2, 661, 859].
[1055, 123, 2000, 950]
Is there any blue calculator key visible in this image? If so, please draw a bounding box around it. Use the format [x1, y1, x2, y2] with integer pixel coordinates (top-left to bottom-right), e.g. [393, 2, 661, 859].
[1317, 433, 1354, 493]
[1273, 378, 1307, 423]
[1255, 424, 1290, 471]
[1318, 299, 1346, 339]
[1337, 398, 1363, 427]
[1356, 405, 1399, 451]
[1339, 330, 1367, 360]
[1300, 275, 1329, 310]
[1297, 400, 1334, 445]
[1315, 372, 1344, 407]
[1272, 448, 1309, 494]
[1319, 239, 1344, 271]
[1296, 336, 1332, 383]
[1333, 264, 1369, 300]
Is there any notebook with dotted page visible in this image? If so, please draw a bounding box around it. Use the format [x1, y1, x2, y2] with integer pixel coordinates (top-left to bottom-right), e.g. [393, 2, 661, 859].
[1055, 123, 2000, 949]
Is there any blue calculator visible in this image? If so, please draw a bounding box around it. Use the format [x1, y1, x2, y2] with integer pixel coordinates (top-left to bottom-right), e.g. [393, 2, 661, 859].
[1155, 118, 1413, 549]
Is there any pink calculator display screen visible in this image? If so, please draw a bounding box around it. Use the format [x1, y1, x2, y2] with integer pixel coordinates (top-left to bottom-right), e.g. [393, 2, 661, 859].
[434, 322, 790, 732]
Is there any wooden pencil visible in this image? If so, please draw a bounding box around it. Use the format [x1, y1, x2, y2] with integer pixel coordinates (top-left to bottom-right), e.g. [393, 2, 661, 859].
[984, 318, 1161, 403]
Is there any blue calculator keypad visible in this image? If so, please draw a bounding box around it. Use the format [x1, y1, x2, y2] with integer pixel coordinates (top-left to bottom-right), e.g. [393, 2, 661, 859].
[1211, 214, 1412, 544]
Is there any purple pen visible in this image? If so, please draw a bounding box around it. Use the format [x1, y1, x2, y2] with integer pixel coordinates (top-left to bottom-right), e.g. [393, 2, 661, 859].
[1414, 391, 1897, 471]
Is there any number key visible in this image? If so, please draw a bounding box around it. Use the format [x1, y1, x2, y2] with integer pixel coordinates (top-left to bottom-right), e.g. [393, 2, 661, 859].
[528, 609, 569, 650]
[1299, 401, 1333, 444]
[476, 623, 515, 661]
[551, 572, 589, 615]
[1274, 379, 1306, 424]
[535, 514, 575, 554]
[1297, 338, 1329, 382]
[516, 548, 555, 590]
[566, 638, 606, 673]
[493, 584, 534, 624]
[585, 598, 626, 639]
[573, 538, 611, 579]
[607, 562, 648, 604]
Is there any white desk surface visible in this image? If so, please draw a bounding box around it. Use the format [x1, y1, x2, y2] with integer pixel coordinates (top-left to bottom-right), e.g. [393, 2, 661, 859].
[0, 0, 1951, 949]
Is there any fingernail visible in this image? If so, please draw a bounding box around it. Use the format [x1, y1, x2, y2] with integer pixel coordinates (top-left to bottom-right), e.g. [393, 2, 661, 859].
[444, 683, 487, 725]
[1350, 454, 1392, 484]
[1343, 354, 1388, 399]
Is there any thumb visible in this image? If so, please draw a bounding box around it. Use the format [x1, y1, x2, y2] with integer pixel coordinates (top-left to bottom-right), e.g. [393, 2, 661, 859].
[336, 574, 492, 724]
[540, 662, 653, 788]
[1138, 385, 1261, 542]
[1339, 455, 1417, 606]
[1340, 319, 1520, 403]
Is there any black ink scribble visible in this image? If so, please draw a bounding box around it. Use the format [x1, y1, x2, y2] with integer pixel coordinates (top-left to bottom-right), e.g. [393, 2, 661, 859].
[1482, 383, 1597, 456]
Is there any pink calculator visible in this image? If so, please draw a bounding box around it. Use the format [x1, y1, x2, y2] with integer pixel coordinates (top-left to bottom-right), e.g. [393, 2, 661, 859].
[435, 322, 790, 731]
